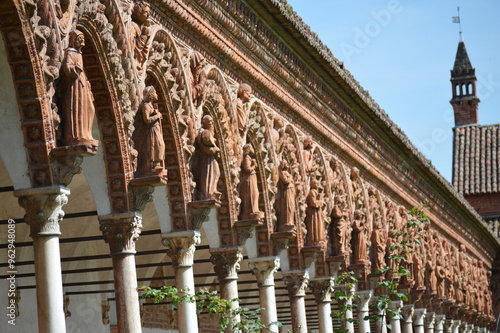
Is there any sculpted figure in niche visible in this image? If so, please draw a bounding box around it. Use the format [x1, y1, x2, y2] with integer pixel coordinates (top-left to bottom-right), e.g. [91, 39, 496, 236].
[276, 160, 296, 231]
[369, 187, 386, 272]
[271, 114, 285, 153]
[412, 246, 425, 289]
[190, 50, 206, 108]
[130, 1, 151, 72]
[59, 30, 97, 147]
[134, 86, 165, 175]
[192, 115, 221, 201]
[331, 194, 350, 256]
[236, 84, 252, 138]
[435, 239, 447, 299]
[305, 179, 325, 247]
[238, 144, 263, 220]
[329, 158, 343, 193]
[350, 167, 364, 209]
[302, 136, 315, 175]
[351, 209, 367, 264]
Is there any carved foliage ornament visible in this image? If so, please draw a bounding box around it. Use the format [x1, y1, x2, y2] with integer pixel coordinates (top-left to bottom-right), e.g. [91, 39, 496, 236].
[210, 249, 243, 280]
[99, 213, 143, 254]
[162, 231, 201, 267]
[283, 271, 309, 297]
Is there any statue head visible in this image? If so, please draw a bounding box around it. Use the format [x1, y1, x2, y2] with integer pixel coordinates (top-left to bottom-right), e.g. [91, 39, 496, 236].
[350, 166, 359, 180]
[190, 50, 205, 72]
[68, 30, 85, 50]
[132, 0, 150, 24]
[280, 159, 290, 171]
[237, 83, 252, 103]
[143, 86, 158, 102]
[242, 143, 254, 156]
[273, 114, 284, 129]
[303, 136, 313, 150]
[202, 115, 214, 130]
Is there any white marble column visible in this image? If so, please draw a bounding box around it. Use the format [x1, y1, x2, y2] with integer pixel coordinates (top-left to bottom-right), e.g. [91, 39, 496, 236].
[310, 278, 335, 333]
[248, 257, 280, 333]
[162, 230, 201, 333]
[370, 296, 387, 333]
[15, 186, 70, 333]
[425, 312, 436, 333]
[389, 301, 403, 333]
[355, 290, 373, 333]
[435, 314, 446, 333]
[99, 212, 143, 333]
[444, 319, 454, 333]
[334, 284, 355, 333]
[402, 304, 415, 333]
[452, 320, 462, 333]
[283, 270, 309, 333]
[412, 308, 426, 333]
[210, 247, 243, 329]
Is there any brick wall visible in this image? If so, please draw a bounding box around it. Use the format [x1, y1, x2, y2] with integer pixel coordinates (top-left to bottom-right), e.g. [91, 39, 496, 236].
[465, 193, 500, 217]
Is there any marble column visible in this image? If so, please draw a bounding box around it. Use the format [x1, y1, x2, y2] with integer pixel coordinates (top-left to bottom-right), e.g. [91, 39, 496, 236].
[452, 320, 462, 333]
[15, 186, 70, 333]
[99, 212, 143, 333]
[444, 319, 454, 333]
[210, 247, 243, 328]
[310, 278, 335, 333]
[248, 257, 280, 333]
[402, 304, 415, 333]
[413, 308, 427, 333]
[334, 284, 355, 333]
[162, 230, 201, 333]
[370, 296, 387, 333]
[355, 290, 373, 333]
[283, 270, 309, 333]
[425, 312, 436, 333]
[435, 314, 446, 333]
[388, 300, 403, 333]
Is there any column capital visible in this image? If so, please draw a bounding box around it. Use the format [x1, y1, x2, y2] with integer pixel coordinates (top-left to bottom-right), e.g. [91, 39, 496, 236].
[401, 304, 415, 324]
[389, 300, 403, 318]
[15, 186, 70, 236]
[413, 308, 427, 326]
[210, 247, 243, 280]
[354, 290, 373, 311]
[425, 312, 436, 330]
[99, 212, 143, 255]
[435, 314, 446, 331]
[248, 256, 280, 286]
[283, 270, 309, 297]
[162, 230, 201, 267]
[309, 278, 335, 303]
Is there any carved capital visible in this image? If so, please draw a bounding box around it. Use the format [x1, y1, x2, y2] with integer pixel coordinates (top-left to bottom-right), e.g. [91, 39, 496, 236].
[283, 270, 309, 297]
[310, 278, 335, 303]
[248, 257, 280, 286]
[188, 201, 216, 229]
[99, 212, 142, 255]
[401, 304, 415, 324]
[210, 247, 243, 280]
[162, 230, 201, 267]
[434, 314, 446, 332]
[413, 308, 427, 326]
[388, 300, 403, 319]
[354, 290, 373, 312]
[15, 186, 70, 236]
[425, 312, 436, 330]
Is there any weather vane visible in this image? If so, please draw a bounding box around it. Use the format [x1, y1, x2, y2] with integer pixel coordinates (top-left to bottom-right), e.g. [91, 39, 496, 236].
[452, 6, 463, 41]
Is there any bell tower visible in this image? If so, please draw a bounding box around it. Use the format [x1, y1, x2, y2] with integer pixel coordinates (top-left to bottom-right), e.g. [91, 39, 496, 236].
[450, 35, 480, 126]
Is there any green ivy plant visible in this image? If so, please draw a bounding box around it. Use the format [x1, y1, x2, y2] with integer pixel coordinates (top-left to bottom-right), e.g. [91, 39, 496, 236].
[139, 286, 282, 333]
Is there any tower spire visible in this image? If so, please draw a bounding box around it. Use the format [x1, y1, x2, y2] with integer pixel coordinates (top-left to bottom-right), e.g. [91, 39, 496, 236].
[449, 10, 479, 127]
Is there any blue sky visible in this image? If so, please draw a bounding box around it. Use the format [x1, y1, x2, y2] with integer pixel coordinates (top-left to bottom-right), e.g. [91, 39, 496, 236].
[287, 0, 500, 182]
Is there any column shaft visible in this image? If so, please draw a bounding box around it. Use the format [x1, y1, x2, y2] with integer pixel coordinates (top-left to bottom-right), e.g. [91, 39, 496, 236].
[176, 265, 198, 333]
[283, 271, 309, 333]
[389, 301, 403, 333]
[317, 301, 333, 333]
[112, 254, 141, 333]
[355, 291, 372, 333]
[33, 235, 67, 333]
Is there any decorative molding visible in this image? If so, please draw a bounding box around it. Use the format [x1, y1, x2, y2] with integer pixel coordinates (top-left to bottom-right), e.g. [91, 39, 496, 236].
[248, 257, 280, 287]
[99, 212, 143, 254]
[15, 186, 70, 236]
[161, 230, 201, 267]
[210, 247, 243, 280]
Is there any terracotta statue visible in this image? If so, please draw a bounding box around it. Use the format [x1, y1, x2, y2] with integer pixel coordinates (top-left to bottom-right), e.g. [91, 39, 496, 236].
[59, 30, 97, 147]
[302, 136, 315, 175]
[134, 86, 165, 175]
[331, 194, 350, 256]
[350, 167, 364, 209]
[436, 255, 447, 299]
[351, 209, 367, 264]
[276, 160, 296, 231]
[370, 189, 387, 272]
[271, 114, 285, 153]
[412, 246, 425, 289]
[130, 1, 151, 72]
[236, 83, 252, 138]
[238, 144, 263, 220]
[192, 115, 221, 201]
[190, 50, 206, 108]
[305, 179, 325, 246]
[329, 157, 343, 193]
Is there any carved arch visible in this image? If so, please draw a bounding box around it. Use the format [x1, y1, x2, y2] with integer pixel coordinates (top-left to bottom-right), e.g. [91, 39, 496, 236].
[246, 100, 274, 256]
[77, 12, 134, 212]
[142, 28, 197, 229]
